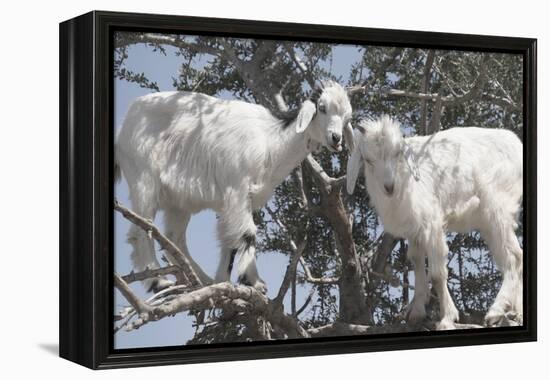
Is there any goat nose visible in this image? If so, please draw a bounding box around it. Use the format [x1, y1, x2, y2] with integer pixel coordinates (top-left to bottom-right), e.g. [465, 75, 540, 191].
[384, 183, 394, 195]
[332, 133, 341, 144]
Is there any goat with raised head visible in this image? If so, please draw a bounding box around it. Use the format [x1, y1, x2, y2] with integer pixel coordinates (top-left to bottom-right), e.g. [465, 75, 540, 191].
[347, 116, 523, 329]
[116, 81, 354, 293]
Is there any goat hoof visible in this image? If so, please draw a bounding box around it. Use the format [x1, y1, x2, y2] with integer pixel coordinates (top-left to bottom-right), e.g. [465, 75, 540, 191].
[436, 319, 457, 331]
[147, 277, 174, 294]
[253, 280, 267, 294]
[403, 301, 426, 324]
[238, 275, 267, 294]
[484, 311, 506, 327]
[506, 311, 523, 325]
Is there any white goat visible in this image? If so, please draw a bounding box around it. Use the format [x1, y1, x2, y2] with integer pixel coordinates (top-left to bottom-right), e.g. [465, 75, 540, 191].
[116, 82, 354, 293]
[347, 116, 523, 329]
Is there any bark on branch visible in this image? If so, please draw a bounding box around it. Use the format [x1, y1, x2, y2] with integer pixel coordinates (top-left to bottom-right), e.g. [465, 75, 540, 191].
[303, 155, 371, 324]
[308, 321, 484, 337]
[121, 266, 181, 284]
[117, 279, 309, 338]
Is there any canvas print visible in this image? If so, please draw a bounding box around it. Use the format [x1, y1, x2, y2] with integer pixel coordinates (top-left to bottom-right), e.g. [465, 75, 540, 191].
[113, 31, 523, 349]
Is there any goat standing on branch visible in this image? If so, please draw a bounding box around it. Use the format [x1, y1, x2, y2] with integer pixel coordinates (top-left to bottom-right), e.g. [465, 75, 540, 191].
[347, 116, 523, 329]
[116, 81, 354, 293]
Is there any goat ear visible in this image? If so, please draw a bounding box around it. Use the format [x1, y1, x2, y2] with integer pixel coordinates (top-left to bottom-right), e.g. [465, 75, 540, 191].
[403, 142, 420, 181]
[346, 141, 363, 194]
[296, 100, 316, 134]
[343, 122, 355, 152]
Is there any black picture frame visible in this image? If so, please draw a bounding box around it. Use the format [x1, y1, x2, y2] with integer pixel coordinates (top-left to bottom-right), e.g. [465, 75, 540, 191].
[59, 10, 537, 369]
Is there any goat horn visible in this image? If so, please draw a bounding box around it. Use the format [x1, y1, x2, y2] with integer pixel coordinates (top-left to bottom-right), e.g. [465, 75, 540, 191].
[355, 124, 367, 134]
[346, 85, 366, 95]
[316, 79, 325, 90]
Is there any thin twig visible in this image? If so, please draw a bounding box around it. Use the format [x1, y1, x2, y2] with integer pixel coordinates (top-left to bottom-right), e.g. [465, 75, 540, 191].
[295, 287, 315, 317]
[114, 273, 152, 319]
[274, 239, 307, 305]
[299, 257, 339, 284]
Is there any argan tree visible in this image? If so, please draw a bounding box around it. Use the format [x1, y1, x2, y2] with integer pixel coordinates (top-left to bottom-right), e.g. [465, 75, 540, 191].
[113, 33, 523, 343]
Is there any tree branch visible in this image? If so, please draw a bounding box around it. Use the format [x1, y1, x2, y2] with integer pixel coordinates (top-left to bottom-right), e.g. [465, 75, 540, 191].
[114, 273, 153, 320]
[371, 233, 398, 276]
[420, 50, 436, 134]
[483, 93, 521, 112]
[308, 320, 484, 337]
[308, 322, 371, 337]
[351, 47, 403, 93]
[125, 283, 264, 330]
[121, 266, 181, 284]
[283, 43, 317, 89]
[117, 281, 309, 338]
[381, 88, 445, 101]
[444, 54, 490, 106]
[114, 200, 203, 287]
[304, 154, 334, 194]
[114, 199, 311, 339]
[219, 40, 288, 112]
[299, 257, 340, 284]
[428, 94, 445, 134]
[267, 207, 308, 305]
[295, 287, 315, 317]
[274, 240, 307, 303]
[116, 33, 221, 56]
[380, 54, 490, 110]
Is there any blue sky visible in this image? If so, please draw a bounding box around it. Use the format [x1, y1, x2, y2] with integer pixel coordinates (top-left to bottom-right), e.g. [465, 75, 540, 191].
[114, 37, 364, 349]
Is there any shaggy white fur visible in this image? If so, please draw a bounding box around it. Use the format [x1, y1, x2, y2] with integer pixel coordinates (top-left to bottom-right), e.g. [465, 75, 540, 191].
[347, 116, 523, 329]
[116, 82, 353, 293]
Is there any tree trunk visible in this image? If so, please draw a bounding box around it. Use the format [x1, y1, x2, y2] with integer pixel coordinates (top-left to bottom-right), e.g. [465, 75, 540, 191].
[321, 187, 372, 324]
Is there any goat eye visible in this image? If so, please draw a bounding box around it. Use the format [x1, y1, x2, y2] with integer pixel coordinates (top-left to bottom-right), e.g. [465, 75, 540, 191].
[318, 103, 327, 114]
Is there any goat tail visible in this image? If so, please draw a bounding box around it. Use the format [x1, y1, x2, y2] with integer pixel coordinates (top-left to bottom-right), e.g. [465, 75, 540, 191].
[114, 162, 121, 183]
[114, 149, 122, 183]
